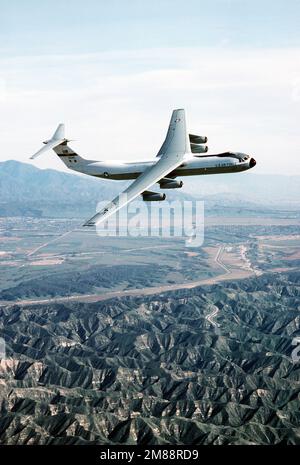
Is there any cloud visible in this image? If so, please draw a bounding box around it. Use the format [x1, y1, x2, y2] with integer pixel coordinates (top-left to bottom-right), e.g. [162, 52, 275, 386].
[1, 47, 300, 175]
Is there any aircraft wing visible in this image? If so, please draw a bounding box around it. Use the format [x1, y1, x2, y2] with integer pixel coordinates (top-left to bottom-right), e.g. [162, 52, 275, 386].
[83, 109, 189, 227]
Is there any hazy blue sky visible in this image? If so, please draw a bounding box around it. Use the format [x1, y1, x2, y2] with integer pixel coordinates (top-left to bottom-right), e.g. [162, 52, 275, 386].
[2, 0, 300, 55]
[1, 0, 300, 174]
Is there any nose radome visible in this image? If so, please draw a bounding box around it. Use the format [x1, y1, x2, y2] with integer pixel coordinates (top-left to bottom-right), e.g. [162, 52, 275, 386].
[250, 158, 256, 168]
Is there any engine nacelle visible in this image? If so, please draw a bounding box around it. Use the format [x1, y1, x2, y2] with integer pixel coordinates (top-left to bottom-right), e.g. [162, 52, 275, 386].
[191, 143, 208, 154]
[189, 134, 208, 144]
[142, 192, 166, 201]
[160, 179, 183, 189]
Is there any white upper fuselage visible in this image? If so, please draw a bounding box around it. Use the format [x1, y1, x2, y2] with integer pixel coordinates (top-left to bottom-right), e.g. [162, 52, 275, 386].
[68, 152, 255, 180]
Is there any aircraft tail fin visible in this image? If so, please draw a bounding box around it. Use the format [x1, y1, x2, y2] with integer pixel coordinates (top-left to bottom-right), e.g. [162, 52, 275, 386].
[52, 123, 65, 141]
[30, 124, 89, 169]
[30, 123, 67, 160]
[156, 109, 191, 157]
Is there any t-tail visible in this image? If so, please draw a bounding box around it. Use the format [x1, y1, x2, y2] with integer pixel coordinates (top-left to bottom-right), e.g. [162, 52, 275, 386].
[30, 124, 88, 170]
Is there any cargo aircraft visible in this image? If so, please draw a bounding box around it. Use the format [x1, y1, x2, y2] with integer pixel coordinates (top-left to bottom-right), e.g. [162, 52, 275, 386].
[31, 109, 256, 226]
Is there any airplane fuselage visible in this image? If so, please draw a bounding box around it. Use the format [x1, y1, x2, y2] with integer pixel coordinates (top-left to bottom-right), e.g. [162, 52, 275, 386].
[66, 152, 256, 180]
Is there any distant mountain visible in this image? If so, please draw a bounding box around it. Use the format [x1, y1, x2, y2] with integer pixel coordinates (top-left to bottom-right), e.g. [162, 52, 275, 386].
[0, 160, 192, 218]
[0, 160, 299, 218]
[0, 160, 124, 202]
[183, 172, 300, 207]
[0, 160, 126, 218]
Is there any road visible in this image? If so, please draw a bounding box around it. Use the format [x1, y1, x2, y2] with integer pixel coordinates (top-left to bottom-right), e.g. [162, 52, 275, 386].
[214, 246, 231, 274]
[205, 304, 219, 327]
[0, 246, 257, 309]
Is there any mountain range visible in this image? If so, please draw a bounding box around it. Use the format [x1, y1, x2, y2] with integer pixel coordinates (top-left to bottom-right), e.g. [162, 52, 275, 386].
[1, 271, 299, 444]
[0, 160, 299, 218]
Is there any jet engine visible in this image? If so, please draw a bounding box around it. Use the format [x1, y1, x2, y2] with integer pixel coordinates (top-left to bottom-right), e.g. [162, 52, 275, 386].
[189, 134, 208, 144]
[159, 179, 183, 189]
[191, 143, 208, 154]
[142, 191, 166, 201]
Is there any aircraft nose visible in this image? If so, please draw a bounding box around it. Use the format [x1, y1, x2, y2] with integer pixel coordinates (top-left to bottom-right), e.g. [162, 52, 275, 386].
[249, 158, 256, 168]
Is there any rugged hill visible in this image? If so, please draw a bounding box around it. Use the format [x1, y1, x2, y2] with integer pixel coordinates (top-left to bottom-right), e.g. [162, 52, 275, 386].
[0, 271, 299, 445]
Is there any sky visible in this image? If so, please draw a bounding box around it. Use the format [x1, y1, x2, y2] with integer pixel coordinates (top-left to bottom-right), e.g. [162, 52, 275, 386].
[1, 0, 300, 175]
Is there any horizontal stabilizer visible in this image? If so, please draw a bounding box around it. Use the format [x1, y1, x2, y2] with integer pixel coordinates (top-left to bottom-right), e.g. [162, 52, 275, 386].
[30, 124, 66, 160]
